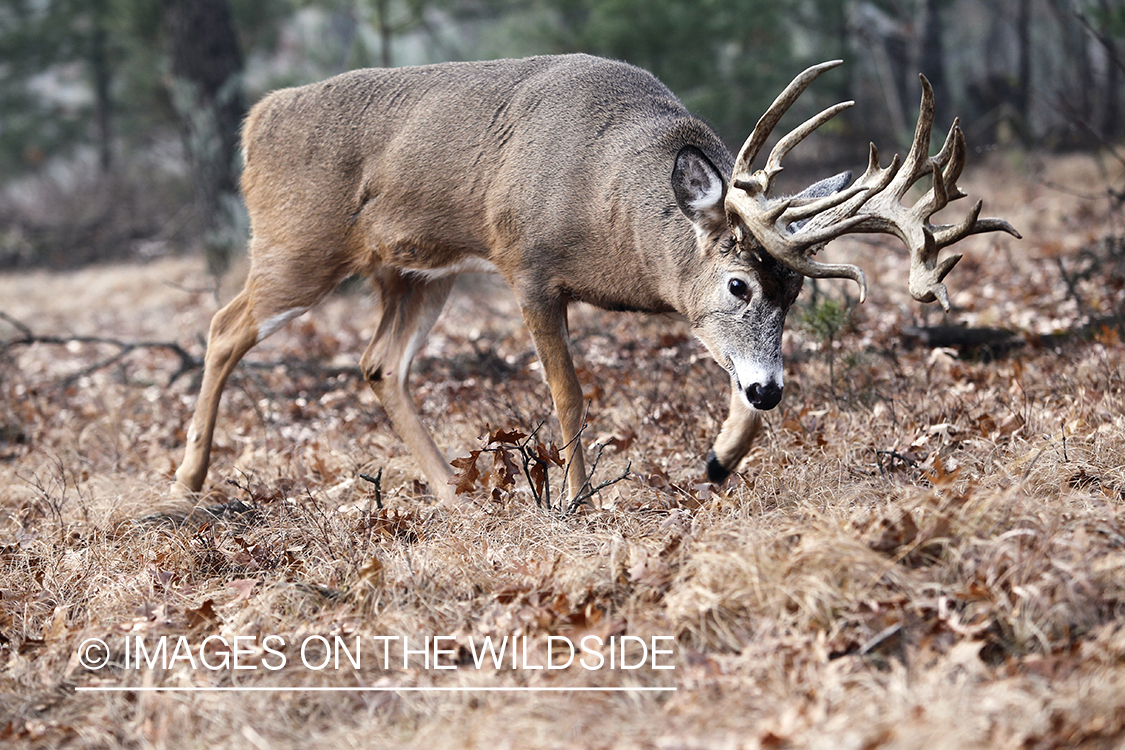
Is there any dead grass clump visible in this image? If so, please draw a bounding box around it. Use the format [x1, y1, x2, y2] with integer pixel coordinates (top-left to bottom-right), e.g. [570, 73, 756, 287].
[3, 152, 1125, 747]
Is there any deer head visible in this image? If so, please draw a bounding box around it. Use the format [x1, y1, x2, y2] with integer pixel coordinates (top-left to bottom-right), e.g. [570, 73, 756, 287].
[674, 60, 1021, 408]
[672, 150, 858, 411]
[673, 60, 1020, 481]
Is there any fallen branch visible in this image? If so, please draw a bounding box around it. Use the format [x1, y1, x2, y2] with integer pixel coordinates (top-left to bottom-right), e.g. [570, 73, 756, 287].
[1, 311, 364, 390]
[901, 325, 1024, 353]
[2, 311, 201, 386]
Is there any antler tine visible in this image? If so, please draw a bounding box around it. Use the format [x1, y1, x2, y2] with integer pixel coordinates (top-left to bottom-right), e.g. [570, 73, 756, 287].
[931, 201, 1023, 247]
[931, 199, 983, 245]
[910, 126, 963, 222]
[762, 101, 855, 179]
[731, 59, 844, 182]
[889, 74, 937, 194]
[940, 124, 968, 197]
[969, 217, 1022, 239]
[784, 183, 870, 223]
[932, 117, 960, 172]
[778, 257, 869, 303]
[912, 151, 950, 221]
[858, 142, 887, 184]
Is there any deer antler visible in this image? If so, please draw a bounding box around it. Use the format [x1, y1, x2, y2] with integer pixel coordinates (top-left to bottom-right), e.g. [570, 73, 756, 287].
[842, 75, 1022, 309]
[726, 60, 875, 300]
[726, 65, 1021, 310]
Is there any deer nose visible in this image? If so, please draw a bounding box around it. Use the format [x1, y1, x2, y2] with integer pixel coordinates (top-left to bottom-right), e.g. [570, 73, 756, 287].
[746, 381, 783, 410]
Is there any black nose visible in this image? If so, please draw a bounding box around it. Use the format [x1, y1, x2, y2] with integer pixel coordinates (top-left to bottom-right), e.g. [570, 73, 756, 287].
[746, 382, 783, 410]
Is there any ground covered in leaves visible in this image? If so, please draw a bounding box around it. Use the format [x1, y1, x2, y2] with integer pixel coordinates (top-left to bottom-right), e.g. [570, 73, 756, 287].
[1, 151, 1124, 749]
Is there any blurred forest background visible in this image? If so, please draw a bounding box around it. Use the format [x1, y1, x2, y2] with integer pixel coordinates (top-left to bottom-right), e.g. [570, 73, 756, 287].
[0, 0, 1122, 276]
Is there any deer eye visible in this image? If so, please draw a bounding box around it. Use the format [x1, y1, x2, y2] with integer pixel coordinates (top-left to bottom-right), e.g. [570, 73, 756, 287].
[728, 277, 751, 301]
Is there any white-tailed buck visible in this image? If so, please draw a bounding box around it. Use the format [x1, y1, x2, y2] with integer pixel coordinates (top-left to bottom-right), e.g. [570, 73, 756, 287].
[172, 54, 1018, 506]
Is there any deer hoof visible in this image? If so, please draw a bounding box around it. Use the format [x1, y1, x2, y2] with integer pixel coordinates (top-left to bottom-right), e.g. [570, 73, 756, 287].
[706, 451, 731, 484]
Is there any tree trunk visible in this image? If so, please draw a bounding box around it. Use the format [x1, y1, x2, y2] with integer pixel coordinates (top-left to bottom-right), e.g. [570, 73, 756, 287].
[1015, 0, 1031, 129]
[162, 0, 246, 278]
[376, 0, 393, 68]
[918, 0, 949, 117]
[1100, 0, 1120, 139]
[90, 0, 113, 173]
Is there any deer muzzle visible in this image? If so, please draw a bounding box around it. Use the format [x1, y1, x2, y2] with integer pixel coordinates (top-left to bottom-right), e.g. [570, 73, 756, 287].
[729, 356, 785, 411]
[745, 381, 783, 410]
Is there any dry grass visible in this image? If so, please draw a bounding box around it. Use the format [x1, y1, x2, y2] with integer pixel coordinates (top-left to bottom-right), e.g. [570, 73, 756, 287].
[2, 150, 1124, 749]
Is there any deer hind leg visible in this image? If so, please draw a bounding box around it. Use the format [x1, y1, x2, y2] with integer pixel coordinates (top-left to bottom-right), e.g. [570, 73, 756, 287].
[516, 296, 589, 506]
[706, 381, 764, 484]
[361, 270, 456, 503]
[172, 246, 343, 499]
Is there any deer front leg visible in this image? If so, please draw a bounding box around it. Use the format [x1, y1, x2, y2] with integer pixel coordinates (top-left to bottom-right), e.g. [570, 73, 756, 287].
[173, 291, 262, 499]
[518, 297, 589, 506]
[706, 381, 764, 484]
[361, 270, 457, 504]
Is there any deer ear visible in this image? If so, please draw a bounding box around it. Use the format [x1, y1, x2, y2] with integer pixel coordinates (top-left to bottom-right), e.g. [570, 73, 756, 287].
[673, 146, 726, 233]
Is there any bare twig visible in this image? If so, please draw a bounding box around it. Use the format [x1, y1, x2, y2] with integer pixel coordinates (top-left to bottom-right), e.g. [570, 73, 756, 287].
[568, 440, 632, 513]
[559, 401, 593, 498]
[1040, 179, 1125, 205]
[1075, 11, 1125, 78]
[857, 623, 904, 657]
[1, 311, 201, 386]
[875, 449, 920, 478]
[359, 468, 385, 510]
[514, 421, 551, 509]
[1065, 115, 1125, 171]
[0, 311, 32, 338]
[569, 462, 632, 513]
[1021, 443, 1051, 484]
[2, 311, 366, 391]
[556, 400, 631, 510]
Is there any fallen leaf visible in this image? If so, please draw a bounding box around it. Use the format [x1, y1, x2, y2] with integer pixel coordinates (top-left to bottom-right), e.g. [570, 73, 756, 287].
[450, 451, 481, 494]
[227, 579, 257, 604]
[185, 599, 221, 631]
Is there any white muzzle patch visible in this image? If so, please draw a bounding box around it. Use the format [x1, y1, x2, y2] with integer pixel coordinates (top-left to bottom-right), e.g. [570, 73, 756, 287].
[729, 356, 783, 407]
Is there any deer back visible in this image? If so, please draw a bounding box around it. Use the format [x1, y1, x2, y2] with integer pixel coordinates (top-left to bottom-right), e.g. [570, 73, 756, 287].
[240, 54, 733, 313]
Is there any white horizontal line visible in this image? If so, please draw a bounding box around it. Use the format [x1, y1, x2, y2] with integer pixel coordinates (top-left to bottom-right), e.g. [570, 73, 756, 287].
[76, 686, 677, 693]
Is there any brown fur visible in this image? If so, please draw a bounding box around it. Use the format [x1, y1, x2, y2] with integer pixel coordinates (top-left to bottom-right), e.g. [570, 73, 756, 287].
[173, 55, 801, 505]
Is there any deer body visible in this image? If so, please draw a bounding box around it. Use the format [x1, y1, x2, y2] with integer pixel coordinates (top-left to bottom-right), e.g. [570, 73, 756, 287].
[173, 54, 1016, 507]
[239, 55, 721, 313]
